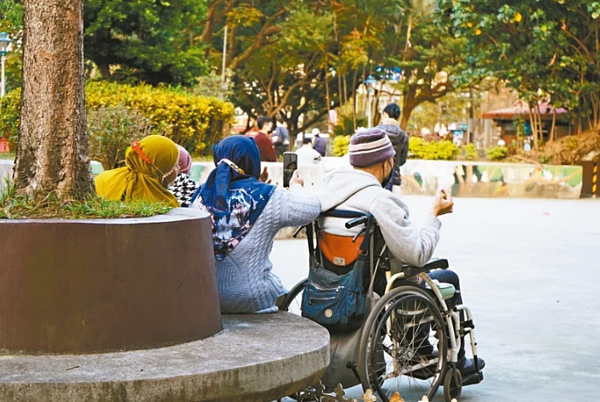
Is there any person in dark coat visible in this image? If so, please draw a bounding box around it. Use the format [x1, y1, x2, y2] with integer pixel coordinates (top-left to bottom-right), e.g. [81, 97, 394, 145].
[312, 128, 327, 157]
[377, 103, 409, 190]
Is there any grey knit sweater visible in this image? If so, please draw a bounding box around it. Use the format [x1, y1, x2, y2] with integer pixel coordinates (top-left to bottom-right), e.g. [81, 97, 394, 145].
[214, 185, 321, 313]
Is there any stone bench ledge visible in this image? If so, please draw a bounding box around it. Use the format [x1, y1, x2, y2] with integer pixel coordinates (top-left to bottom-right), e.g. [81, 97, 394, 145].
[0, 312, 330, 402]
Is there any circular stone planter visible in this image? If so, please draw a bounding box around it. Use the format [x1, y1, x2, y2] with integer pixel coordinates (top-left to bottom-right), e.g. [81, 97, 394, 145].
[0, 208, 222, 354]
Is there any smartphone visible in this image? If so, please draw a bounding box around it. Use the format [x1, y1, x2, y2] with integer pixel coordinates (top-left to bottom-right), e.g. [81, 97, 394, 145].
[283, 152, 298, 188]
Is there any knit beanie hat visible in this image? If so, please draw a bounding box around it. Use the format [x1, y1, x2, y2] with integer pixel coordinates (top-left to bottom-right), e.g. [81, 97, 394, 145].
[348, 128, 395, 167]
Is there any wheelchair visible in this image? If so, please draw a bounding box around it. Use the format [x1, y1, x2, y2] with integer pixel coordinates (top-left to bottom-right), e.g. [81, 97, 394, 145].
[279, 210, 484, 402]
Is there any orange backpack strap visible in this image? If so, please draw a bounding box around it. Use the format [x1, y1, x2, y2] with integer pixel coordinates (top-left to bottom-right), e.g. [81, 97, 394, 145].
[319, 231, 364, 267]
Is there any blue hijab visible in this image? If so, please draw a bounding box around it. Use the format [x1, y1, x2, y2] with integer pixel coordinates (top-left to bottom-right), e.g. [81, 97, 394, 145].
[191, 136, 276, 261]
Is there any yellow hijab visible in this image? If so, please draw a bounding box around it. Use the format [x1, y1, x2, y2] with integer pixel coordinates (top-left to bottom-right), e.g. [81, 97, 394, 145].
[95, 135, 180, 207]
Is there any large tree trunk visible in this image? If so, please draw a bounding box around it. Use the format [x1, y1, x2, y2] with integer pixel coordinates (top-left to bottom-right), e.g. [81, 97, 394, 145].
[400, 89, 417, 130]
[14, 0, 93, 199]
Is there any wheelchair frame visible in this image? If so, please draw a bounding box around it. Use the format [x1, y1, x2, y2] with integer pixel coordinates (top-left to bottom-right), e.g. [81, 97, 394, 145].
[281, 210, 483, 402]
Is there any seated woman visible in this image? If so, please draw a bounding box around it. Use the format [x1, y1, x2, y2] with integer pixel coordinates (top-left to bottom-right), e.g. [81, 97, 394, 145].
[95, 135, 180, 207]
[169, 145, 198, 207]
[190, 135, 320, 313]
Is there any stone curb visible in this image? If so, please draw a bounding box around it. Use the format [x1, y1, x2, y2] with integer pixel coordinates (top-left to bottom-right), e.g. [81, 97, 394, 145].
[0, 313, 330, 402]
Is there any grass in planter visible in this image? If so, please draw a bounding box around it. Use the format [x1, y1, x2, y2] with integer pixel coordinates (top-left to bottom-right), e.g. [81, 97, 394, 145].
[0, 182, 172, 219]
[0, 152, 15, 160]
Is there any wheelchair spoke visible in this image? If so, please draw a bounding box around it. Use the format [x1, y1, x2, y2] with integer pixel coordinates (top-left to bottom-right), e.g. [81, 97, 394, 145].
[360, 287, 448, 402]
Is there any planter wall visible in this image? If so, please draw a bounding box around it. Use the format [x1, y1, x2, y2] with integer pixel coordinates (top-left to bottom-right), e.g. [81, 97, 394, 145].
[0, 208, 221, 354]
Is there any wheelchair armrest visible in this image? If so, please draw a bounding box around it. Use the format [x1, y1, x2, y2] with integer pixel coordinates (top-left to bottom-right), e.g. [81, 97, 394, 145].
[391, 258, 449, 276]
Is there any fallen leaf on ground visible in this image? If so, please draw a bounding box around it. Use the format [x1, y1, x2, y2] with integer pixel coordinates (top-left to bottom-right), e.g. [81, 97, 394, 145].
[389, 392, 404, 402]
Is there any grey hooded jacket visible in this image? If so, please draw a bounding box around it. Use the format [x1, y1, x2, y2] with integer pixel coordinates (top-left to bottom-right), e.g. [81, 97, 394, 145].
[317, 169, 441, 267]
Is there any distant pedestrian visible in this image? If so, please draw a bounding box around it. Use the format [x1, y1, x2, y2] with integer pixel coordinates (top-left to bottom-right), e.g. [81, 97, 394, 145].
[377, 103, 409, 191]
[312, 128, 327, 157]
[272, 119, 290, 159]
[296, 137, 322, 166]
[254, 116, 277, 162]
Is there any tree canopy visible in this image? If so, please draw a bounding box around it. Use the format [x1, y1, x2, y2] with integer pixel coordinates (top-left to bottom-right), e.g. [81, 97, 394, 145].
[84, 0, 209, 86]
[438, 0, 600, 134]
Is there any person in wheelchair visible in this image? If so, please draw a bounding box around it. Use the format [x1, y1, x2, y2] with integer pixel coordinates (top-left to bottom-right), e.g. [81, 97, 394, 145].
[317, 128, 485, 381]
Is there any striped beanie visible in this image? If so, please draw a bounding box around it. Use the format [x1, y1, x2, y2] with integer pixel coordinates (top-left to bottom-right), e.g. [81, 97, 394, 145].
[348, 128, 395, 167]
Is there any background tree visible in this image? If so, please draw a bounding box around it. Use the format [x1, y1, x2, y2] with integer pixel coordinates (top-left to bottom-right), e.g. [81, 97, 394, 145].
[438, 0, 600, 143]
[84, 0, 209, 86]
[14, 0, 93, 198]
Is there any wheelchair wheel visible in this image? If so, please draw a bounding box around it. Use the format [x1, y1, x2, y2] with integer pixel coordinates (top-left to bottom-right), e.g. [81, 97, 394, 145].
[358, 286, 447, 402]
[278, 278, 307, 316]
[443, 367, 462, 402]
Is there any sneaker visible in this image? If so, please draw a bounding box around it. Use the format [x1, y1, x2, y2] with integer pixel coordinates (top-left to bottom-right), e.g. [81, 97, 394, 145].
[457, 356, 485, 376]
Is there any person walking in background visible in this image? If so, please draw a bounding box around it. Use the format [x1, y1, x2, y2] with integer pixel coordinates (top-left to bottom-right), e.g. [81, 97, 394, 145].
[272, 119, 290, 159]
[169, 145, 198, 207]
[312, 128, 327, 157]
[295, 137, 322, 166]
[377, 103, 409, 193]
[254, 116, 277, 162]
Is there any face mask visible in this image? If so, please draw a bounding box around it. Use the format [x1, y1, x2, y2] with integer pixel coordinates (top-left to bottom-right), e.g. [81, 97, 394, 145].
[381, 161, 394, 190]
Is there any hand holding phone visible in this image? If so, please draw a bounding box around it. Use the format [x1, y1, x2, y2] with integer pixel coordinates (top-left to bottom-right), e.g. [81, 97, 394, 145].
[283, 152, 298, 187]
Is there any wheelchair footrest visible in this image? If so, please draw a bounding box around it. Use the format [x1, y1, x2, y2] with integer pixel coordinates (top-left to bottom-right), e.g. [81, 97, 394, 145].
[463, 371, 484, 386]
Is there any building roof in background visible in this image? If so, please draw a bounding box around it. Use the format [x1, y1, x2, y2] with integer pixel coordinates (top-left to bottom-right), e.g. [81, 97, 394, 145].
[482, 102, 568, 120]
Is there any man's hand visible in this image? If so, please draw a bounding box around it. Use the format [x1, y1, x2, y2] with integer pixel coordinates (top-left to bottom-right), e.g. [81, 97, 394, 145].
[289, 170, 304, 187]
[259, 166, 272, 184]
[432, 188, 454, 216]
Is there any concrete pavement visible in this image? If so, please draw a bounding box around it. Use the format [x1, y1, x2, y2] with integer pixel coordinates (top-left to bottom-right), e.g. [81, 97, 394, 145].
[272, 196, 600, 401]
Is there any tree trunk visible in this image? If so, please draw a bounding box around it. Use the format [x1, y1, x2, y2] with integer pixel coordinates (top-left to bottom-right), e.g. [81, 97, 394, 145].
[352, 69, 359, 130]
[15, 0, 93, 199]
[400, 88, 416, 130]
[97, 61, 111, 79]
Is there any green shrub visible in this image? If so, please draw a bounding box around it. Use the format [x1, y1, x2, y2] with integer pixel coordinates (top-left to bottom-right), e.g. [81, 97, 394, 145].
[461, 143, 479, 161]
[0, 82, 236, 156]
[332, 135, 351, 156]
[86, 82, 235, 155]
[408, 137, 459, 160]
[88, 106, 152, 170]
[486, 146, 509, 161]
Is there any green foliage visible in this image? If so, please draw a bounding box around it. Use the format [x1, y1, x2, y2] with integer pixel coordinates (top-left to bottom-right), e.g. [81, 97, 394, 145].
[0, 181, 171, 219]
[409, 137, 459, 160]
[88, 106, 152, 169]
[0, 0, 23, 92]
[192, 70, 234, 100]
[0, 82, 235, 156]
[486, 146, 509, 161]
[333, 113, 367, 137]
[332, 136, 351, 157]
[0, 88, 21, 148]
[437, 0, 600, 129]
[461, 143, 479, 161]
[83, 0, 208, 86]
[82, 82, 234, 154]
